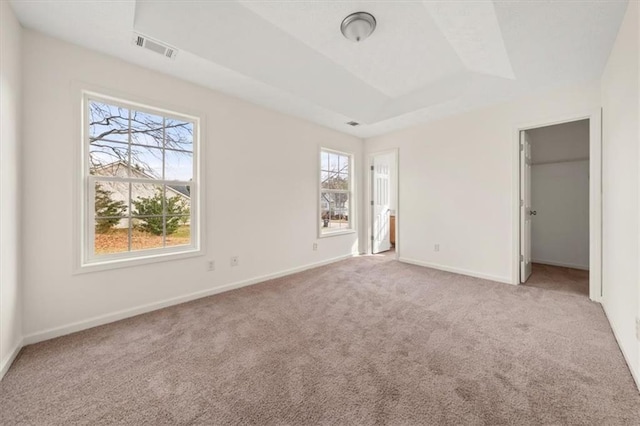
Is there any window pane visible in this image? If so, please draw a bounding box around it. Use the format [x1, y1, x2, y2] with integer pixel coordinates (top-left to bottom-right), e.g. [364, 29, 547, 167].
[130, 185, 190, 229]
[321, 151, 329, 172]
[89, 101, 129, 143]
[93, 180, 129, 255]
[320, 171, 330, 189]
[320, 192, 350, 232]
[130, 145, 163, 179]
[94, 223, 130, 255]
[89, 142, 129, 176]
[339, 155, 349, 175]
[165, 150, 193, 181]
[328, 153, 340, 172]
[95, 181, 128, 219]
[165, 119, 193, 152]
[338, 172, 350, 190]
[131, 220, 164, 251]
[132, 183, 164, 217]
[130, 110, 164, 148]
[165, 216, 191, 247]
[167, 183, 192, 202]
[323, 172, 347, 190]
[129, 176, 189, 249]
[166, 186, 191, 218]
[334, 192, 349, 211]
[320, 192, 331, 229]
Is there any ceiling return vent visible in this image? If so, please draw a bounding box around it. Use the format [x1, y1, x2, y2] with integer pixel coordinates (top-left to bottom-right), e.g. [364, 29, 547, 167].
[346, 121, 360, 126]
[132, 33, 178, 60]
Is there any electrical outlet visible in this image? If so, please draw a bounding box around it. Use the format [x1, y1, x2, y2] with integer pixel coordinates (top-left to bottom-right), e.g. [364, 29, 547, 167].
[230, 256, 239, 267]
[207, 260, 215, 272]
[434, 244, 440, 252]
[313, 243, 318, 251]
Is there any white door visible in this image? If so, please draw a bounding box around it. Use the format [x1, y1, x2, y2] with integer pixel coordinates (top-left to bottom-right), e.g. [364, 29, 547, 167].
[372, 152, 393, 254]
[520, 131, 533, 282]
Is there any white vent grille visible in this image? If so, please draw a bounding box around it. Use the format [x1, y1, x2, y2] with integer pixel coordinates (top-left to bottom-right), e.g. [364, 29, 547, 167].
[132, 33, 177, 60]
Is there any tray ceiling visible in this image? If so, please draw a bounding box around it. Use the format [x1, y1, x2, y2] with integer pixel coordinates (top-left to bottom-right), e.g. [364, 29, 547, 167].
[10, 0, 628, 137]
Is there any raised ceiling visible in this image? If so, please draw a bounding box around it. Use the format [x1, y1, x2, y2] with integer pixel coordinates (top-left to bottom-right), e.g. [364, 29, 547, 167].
[10, 0, 628, 138]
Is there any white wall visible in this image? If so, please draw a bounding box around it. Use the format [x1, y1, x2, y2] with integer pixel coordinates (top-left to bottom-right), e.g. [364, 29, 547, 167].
[528, 120, 590, 270]
[601, 0, 640, 387]
[365, 82, 600, 283]
[531, 160, 589, 270]
[20, 31, 364, 341]
[0, 1, 23, 378]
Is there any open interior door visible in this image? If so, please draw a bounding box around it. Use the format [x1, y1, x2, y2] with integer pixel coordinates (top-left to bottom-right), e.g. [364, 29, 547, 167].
[372, 152, 393, 254]
[520, 131, 533, 283]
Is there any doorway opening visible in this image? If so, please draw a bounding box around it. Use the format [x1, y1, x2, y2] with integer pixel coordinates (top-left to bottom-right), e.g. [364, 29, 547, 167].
[370, 150, 398, 256]
[519, 119, 593, 297]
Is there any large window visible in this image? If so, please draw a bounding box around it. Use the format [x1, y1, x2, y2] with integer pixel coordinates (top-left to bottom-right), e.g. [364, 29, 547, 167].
[320, 148, 353, 236]
[81, 92, 200, 267]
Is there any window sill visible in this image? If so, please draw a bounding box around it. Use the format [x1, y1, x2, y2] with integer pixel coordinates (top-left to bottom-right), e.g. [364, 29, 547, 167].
[76, 247, 203, 274]
[318, 229, 357, 239]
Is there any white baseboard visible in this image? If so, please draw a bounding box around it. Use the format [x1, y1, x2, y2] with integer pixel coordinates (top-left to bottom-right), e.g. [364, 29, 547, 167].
[601, 303, 640, 393]
[398, 257, 512, 285]
[0, 339, 23, 381]
[23, 253, 355, 346]
[532, 258, 589, 271]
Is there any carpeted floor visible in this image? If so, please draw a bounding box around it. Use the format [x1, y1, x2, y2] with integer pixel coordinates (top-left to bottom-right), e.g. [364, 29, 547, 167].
[1, 255, 639, 425]
[525, 263, 590, 297]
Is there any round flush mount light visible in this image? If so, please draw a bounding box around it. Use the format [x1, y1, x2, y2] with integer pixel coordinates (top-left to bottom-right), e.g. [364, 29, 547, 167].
[341, 12, 376, 43]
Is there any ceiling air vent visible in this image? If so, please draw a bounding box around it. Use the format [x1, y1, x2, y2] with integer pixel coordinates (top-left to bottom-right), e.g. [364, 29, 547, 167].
[346, 121, 360, 126]
[132, 33, 178, 60]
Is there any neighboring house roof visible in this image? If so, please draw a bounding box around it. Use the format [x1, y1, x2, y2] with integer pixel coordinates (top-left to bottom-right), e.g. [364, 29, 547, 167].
[169, 184, 190, 198]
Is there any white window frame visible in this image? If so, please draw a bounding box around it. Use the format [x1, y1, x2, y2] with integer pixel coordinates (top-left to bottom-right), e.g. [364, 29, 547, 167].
[318, 147, 355, 238]
[78, 91, 202, 272]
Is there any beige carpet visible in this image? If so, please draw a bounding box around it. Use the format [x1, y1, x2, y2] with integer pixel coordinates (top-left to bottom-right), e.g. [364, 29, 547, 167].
[525, 263, 590, 297]
[1, 255, 639, 425]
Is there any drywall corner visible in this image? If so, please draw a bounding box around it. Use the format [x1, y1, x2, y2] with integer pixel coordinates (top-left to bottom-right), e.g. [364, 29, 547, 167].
[0, 0, 24, 379]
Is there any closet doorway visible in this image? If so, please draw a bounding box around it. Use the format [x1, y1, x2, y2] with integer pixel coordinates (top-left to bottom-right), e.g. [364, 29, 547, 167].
[518, 117, 599, 298]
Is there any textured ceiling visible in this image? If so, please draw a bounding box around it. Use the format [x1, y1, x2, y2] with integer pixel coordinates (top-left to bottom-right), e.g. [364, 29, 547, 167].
[237, 1, 465, 98]
[10, 0, 628, 138]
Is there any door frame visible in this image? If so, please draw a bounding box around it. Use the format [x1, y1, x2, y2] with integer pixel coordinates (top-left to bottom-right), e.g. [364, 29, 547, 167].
[367, 148, 399, 258]
[512, 109, 602, 302]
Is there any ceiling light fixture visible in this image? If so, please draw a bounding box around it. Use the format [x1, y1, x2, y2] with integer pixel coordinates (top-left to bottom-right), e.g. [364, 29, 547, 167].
[341, 12, 376, 43]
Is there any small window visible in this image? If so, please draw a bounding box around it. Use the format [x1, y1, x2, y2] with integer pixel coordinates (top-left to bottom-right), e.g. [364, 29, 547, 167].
[319, 148, 354, 236]
[81, 92, 200, 268]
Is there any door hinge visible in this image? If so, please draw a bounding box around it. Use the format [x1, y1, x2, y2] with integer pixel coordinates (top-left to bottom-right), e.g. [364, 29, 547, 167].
[370, 165, 374, 171]
[520, 143, 524, 152]
[520, 254, 524, 262]
[371, 235, 374, 241]
[520, 199, 524, 207]
[371, 200, 374, 206]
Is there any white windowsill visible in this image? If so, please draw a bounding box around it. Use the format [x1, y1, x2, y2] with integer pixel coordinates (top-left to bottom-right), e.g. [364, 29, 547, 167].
[318, 229, 356, 239]
[76, 247, 204, 274]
